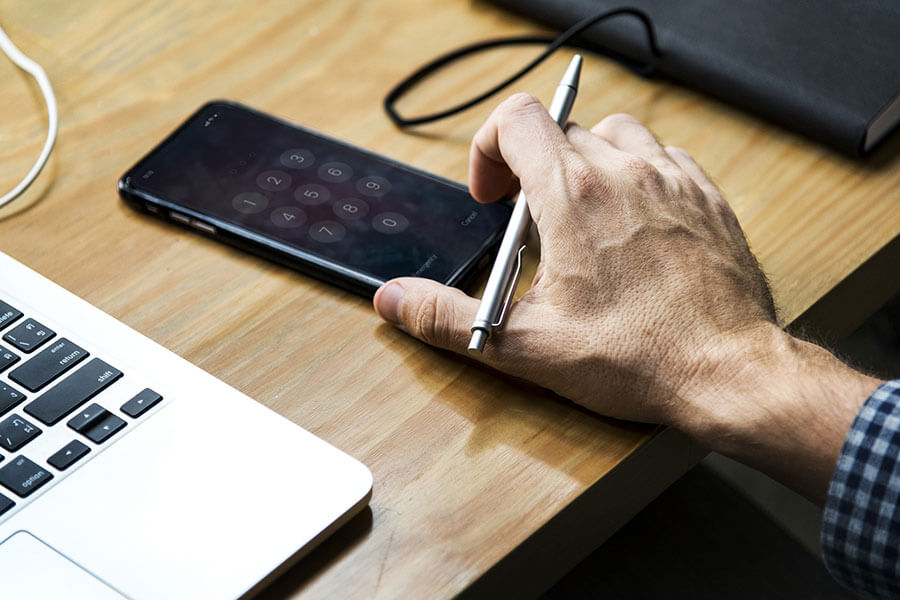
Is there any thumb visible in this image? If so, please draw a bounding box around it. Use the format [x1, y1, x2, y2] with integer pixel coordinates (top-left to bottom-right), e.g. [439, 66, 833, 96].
[373, 278, 478, 353]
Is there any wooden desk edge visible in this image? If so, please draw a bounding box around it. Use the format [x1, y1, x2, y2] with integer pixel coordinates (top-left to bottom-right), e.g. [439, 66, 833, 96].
[788, 232, 900, 347]
[460, 427, 706, 599]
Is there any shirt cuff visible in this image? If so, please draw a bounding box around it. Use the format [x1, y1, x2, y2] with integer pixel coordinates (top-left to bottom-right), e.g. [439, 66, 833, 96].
[821, 379, 900, 599]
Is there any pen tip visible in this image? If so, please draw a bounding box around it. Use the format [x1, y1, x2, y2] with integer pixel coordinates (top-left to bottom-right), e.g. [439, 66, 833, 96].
[565, 55, 583, 90]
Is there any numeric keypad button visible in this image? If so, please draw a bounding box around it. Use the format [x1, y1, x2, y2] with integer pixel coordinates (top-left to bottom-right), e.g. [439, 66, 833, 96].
[270, 207, 306, 229]
[294, 184, 331, 206]
[318, 162, 353, 183]
[256, 169, 292, 191]
[333, 198, 369, 220]
[232, 192, 269, 214]
[309, 221, 346, 243]
[279, 148, 315, 170]
[356, 175, 391, 197]
[372, 212, 409, 235]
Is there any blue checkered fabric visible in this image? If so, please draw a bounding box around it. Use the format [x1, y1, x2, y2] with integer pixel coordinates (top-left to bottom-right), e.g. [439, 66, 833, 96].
[821, 380, 900, 599]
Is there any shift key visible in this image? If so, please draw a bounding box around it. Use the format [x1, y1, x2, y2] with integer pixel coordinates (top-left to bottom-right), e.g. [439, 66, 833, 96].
[25, 359, 122, 425]
[9, 338, 88, 392]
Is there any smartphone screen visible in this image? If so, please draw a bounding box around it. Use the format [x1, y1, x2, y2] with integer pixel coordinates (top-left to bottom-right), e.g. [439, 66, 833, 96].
[119, 101, 510, 294]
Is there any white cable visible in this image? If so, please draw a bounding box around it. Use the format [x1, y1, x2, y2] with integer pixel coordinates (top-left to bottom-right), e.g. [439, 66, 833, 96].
[0, 22, 58, 210]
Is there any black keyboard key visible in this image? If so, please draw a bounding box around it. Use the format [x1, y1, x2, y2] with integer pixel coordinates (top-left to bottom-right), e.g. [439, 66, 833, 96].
[2, 318, 55, 353]
[47, 440, 90, 471]
[0, 456, 53, 498]
[0, 300, 22, 330]
[84, 414, 126, 444]
[24, 358, 122, 425]
[0, 347, 19, 373]
[0, 492, 13, 516]
[66, 402, 128, 443]
[0, 414, 41, 452]
[67, 403, 108, 433]
[9, 338, 89, 392]
[121, 388, 162, 418]
[0, 383, 25, 416]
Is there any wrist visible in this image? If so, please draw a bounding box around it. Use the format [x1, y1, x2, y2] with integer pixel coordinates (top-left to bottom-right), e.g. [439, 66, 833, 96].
[675, 323, 882, 504]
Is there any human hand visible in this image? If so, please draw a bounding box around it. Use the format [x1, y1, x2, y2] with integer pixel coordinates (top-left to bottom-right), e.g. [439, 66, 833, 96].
[374, 93, 882, 503]
[374, 93, 775, 426]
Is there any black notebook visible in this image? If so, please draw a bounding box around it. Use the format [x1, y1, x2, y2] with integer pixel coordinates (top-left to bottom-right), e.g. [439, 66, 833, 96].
[488, 0, 900, 157]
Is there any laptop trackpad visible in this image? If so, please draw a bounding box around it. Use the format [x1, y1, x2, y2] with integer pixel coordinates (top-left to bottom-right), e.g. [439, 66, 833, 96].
[0, 531, 126, 599]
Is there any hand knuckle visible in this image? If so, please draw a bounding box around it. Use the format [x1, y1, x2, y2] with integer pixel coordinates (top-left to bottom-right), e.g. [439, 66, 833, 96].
[623, 156, 657, 180]
[412, 293, 458, 347]
[412, 294, 440, 344]
[565, 157, 605, 200]
[592, 112, 638, 133]
[500, 93, 543, 118]
[673, 173, 701, 197]
[608, 112, 639, 125]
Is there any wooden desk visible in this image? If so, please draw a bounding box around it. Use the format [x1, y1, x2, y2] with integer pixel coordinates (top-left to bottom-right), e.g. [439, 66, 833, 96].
[1, 1, 898, 597]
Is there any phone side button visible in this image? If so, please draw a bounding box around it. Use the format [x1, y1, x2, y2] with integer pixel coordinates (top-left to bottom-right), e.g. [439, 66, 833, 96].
[191, 220, 216, 235]
[170, 211, 191, 225]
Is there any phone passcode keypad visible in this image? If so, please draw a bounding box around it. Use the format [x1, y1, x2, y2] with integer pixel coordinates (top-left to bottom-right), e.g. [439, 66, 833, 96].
[232, 192, 268, 214]
[279, 148, 314, 170]
[333, 198, 369, 221]
[270, 206, 306, 229]
[232, 148, 409, 245]
[255, 170, 292, 192]
[356, 176, 391, 197]
[294, 184, 330, 206]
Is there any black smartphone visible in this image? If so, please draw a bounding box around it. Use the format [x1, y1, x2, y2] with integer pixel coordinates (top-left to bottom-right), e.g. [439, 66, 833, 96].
[118, 101, 511, 296]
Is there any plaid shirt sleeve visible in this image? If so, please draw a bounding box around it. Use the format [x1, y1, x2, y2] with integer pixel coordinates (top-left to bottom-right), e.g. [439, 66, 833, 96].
[821, 380, 900, 599]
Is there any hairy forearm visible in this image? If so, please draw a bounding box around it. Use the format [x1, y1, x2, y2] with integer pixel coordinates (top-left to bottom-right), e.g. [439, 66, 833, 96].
[678, 323, 883, 505]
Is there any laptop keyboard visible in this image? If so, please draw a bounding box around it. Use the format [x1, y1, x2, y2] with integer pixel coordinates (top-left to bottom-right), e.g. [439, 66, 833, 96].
[0, 298, 162, 515]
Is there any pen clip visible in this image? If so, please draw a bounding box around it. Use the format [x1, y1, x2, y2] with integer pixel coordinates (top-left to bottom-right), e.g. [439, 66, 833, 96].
[491, 244, 526, 329]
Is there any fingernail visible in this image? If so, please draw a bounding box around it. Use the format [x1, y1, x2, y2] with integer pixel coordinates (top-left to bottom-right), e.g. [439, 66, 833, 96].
[376, 281, 404, 324]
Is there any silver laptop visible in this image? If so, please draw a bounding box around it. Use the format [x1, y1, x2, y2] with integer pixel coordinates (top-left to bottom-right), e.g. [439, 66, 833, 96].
[0, 250, 372, 599]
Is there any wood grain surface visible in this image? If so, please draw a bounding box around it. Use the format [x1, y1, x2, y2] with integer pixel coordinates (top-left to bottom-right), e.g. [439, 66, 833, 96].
[0, 1, 898, 598]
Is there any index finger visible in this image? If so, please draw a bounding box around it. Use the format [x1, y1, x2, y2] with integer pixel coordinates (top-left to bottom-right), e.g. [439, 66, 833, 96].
[468, 93, 574, 211]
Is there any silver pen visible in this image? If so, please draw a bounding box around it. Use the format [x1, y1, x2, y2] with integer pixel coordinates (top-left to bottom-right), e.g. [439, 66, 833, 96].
[468, 54, 583, 354]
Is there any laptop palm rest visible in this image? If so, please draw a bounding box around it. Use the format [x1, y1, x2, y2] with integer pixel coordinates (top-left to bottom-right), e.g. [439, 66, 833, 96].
[0, 250, 372, 599]
[0, 531, 126, 599]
